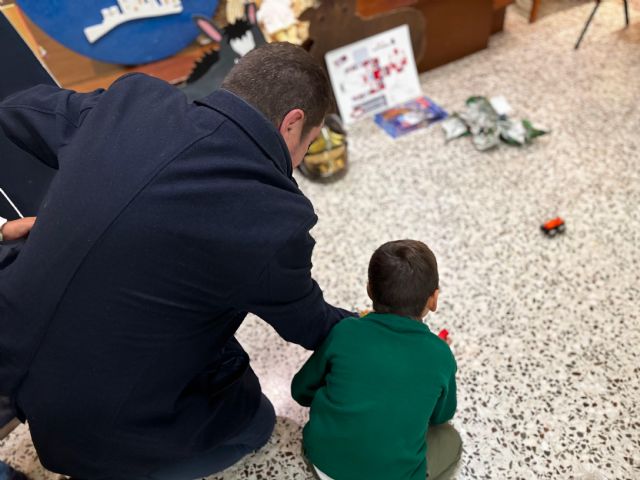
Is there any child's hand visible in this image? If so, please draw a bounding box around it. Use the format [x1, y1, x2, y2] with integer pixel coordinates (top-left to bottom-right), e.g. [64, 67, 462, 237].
[358, 309, 371, 317]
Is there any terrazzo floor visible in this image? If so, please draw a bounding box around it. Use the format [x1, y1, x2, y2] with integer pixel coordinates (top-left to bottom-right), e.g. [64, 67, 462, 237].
[2, 2, 639, 479]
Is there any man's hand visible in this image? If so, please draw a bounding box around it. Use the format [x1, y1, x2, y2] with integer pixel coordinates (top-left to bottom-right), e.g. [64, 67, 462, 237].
[1, 217, 36, 241]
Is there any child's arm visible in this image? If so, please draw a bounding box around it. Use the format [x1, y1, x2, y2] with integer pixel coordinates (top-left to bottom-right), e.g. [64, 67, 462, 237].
[291, 328, 337, 407]
[430, 367, 457, 425]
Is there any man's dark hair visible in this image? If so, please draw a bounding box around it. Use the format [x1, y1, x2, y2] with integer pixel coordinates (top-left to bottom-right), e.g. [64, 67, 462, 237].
[368, 240, 439, 318]
[221, 42, 333, 137]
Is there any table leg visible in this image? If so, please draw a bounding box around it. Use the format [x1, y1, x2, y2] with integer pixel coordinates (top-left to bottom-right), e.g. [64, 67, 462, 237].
[530, 0, 541, 23]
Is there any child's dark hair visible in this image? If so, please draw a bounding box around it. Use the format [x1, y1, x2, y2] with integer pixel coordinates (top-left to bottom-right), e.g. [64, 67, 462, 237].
[368, 240, 439, 318]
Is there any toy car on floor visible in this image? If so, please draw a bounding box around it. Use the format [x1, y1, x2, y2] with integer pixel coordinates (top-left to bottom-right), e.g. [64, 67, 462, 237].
[541, 217, 566, 237]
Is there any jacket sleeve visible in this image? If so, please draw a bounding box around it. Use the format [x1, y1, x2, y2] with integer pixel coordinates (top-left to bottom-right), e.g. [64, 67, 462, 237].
[0, 84, 104, 169]
[243, 227, 353, 350]
[430, 362, 457, 425]
[291, 328, 336, 407]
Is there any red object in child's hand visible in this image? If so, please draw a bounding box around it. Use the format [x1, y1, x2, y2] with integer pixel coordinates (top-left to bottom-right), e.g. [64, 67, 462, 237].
[438, 329, 449, 341]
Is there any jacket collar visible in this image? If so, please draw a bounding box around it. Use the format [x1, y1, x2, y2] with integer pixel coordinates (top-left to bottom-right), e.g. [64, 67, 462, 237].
[195, 89, 293, 177]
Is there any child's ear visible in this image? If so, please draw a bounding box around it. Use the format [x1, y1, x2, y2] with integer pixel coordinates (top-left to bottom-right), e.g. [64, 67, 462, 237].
[427, 288, 439, 313]
[366, 282, 373, 301]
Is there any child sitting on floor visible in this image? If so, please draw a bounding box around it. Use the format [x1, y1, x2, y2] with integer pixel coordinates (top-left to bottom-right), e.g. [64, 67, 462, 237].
[292, 240, 461, 480]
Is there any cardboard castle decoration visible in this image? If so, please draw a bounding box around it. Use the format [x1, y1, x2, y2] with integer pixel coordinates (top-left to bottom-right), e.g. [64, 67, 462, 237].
[84, 0, 184, 44]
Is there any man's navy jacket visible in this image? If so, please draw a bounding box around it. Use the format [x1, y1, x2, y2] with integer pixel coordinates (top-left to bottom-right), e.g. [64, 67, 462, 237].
[0, 73, 350, 478]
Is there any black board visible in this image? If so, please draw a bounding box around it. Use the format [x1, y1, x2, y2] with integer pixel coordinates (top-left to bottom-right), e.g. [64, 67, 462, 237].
[0, 13, 56, 219]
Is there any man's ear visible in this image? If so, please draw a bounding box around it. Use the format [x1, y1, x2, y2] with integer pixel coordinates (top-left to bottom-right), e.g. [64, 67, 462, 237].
[278, 109, 305, 143]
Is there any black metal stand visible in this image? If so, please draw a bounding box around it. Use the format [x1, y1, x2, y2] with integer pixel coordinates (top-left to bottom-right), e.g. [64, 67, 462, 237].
[624, 0, 630, 25]
[575, 0, 630, 50]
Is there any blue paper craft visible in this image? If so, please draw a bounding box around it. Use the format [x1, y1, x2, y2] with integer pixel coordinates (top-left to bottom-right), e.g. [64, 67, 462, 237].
[374, 96, 448, 138]
[16, 0, 219, 65]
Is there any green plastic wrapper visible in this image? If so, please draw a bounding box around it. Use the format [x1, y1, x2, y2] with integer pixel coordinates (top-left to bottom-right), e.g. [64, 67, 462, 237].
[442, 96, 548, 151]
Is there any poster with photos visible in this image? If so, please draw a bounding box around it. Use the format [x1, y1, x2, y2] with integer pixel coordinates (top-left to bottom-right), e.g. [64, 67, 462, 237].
[325, 24, 423, 125]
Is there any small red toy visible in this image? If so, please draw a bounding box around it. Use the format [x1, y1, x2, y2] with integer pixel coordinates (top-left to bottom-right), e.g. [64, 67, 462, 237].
[541, 217, 566, 237]
[438, 329, 449, 342]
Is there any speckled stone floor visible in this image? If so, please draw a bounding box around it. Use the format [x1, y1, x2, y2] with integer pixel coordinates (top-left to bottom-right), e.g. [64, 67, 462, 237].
[2, 2, 639, 479]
